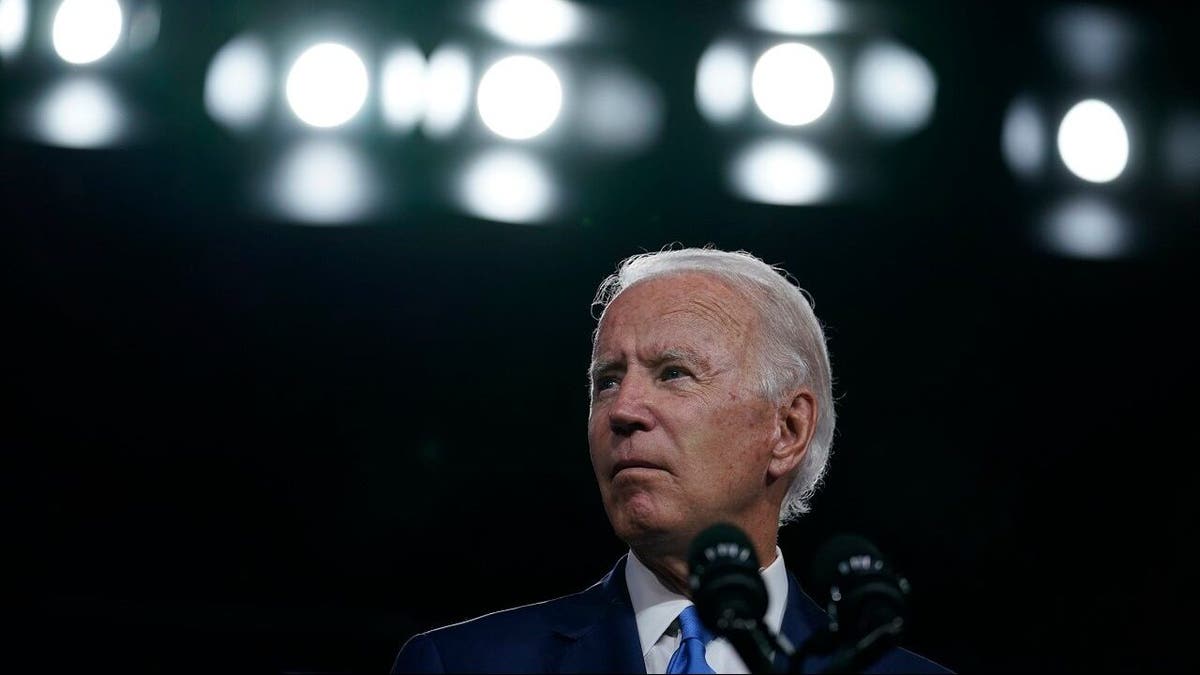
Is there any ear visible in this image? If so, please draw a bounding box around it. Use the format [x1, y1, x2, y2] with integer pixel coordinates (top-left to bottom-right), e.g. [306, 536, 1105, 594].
[767, 388, 817, 481]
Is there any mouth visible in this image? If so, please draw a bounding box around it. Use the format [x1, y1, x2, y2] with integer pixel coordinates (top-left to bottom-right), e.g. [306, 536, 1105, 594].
[611, 459, 666, 479]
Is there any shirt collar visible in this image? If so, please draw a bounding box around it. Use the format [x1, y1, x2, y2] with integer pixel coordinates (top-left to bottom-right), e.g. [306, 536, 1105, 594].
[624, 546, 789, 657]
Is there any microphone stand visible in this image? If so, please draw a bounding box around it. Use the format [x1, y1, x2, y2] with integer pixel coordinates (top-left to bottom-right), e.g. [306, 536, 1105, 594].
[817, 617, 904, 675]
[716, 613, 795, 674]
[786, 617, 903, 674]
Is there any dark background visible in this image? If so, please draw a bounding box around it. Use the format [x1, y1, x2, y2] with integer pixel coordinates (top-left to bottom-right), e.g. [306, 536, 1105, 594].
[5, 1, 1197, 672]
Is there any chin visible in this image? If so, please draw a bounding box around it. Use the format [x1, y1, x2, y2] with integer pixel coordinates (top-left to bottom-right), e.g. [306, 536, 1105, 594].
[610, 497, 687, 551]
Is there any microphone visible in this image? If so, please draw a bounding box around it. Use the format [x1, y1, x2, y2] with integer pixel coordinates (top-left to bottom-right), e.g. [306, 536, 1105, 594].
[802, 534, 910, 674]
[688, 523, 792, 674]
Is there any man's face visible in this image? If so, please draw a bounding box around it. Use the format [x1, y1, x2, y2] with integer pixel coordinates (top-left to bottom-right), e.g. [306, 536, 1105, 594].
[588, 273, 781, 553]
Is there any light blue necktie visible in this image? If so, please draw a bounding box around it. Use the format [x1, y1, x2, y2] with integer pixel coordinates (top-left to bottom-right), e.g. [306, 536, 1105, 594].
[665, 605, 716, 674]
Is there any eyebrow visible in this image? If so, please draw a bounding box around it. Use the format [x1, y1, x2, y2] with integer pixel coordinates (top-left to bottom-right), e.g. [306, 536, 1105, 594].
[588, 347, 711, 382]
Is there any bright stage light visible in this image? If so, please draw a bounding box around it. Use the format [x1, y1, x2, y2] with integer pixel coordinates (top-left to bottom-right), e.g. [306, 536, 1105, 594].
[423, 44, 472, 138]
[479, 0, 581, 47]
[751, 42, 834, 126]
[695, 41, 751, 124]
[746, 0, 845, 35]
[477, 55, 562, 140]
[1057, 99, 1128, 183]
[852, 41, 936, 135]
[52, 0, 123, 65]
[0, 0, 29, 59]
[729, 139, 832, 205]
[381, 43, 427, 132]
[34, 77, 124, 148]
[1001, 96, 1046, 178]
[286, 43, 369, 128]
[204, 34, 272, 131]
[459, 149, 554, 223]
[272, 139, 376, 224]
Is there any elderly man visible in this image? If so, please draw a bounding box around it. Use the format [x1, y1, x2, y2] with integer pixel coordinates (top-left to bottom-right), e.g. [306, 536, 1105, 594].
[393, 248, 948, 674]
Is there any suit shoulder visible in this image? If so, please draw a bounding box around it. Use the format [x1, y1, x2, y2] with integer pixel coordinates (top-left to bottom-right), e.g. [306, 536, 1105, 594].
[393, 579, 610, 673]
[870, 646, 954, 674]
[427, 578, 606, 642]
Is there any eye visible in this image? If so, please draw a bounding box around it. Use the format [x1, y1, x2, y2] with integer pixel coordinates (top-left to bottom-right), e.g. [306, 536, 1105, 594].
[660, 366, 690, 381]
[594, 376, 619, 392]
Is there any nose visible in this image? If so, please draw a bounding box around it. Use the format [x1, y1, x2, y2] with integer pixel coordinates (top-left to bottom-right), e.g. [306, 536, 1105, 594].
[608, 374, 656, 436]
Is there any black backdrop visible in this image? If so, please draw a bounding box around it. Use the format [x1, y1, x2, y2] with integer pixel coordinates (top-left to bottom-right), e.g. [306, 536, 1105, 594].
[5, 1, 1198, 672]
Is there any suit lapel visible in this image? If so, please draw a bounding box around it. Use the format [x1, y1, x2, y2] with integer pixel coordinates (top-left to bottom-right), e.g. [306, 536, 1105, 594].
[776, 571, 835, 673]
[553, 555, 646, 674]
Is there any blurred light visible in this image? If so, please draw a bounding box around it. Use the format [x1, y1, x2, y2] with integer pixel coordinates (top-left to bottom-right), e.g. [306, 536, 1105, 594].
[746, 0, 845, 35]
[381, 43, 427, 132]
[695, 40, 751, 124]
[478, 0, 582, 47]
[286, 43, 369, 128]
[477, 55, 562, 140]
[204, 34, 272, 131]
[751, 42, 834, 126]
[1057, 99, 1128, 183]
[0, 0, 29, 59]
[1001, 96, 1046, 178]
[459, 149, 554, 223]
[126, 1, 159, 52]
[33, 77, 124, 148]
[1042, 195, 1130, 259]
[1162, 111, 1200, 192]
[729, 138, 833, 205]
[1048, 6, 1133, 82]
[852, 41, 936, 135]
[52, 0, 123, 65]
[423, 44, 472, 138]
[578, 65, 662, 153]
[272, 139, 376, 224]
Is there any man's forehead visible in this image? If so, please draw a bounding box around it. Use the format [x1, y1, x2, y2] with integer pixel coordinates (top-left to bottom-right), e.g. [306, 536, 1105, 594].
[597, 273, 753, 335]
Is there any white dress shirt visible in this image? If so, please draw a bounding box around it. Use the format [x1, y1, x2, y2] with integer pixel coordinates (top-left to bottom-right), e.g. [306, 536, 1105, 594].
[624, 547, 789, 674]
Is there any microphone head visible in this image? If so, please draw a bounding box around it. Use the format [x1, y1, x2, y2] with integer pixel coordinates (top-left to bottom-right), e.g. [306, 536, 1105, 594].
[687, 523, 769, 636]
[810, 533, 910, 638]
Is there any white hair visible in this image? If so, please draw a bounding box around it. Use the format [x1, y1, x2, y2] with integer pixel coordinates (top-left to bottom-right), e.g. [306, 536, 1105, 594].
[591, 246, 835, 526]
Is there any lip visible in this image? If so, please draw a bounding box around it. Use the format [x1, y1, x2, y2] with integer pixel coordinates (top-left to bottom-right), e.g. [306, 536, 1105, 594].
[612, 459, 667, 479]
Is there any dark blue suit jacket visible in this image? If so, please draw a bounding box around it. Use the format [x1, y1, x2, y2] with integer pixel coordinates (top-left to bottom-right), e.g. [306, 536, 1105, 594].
[392, 556, 950, 674]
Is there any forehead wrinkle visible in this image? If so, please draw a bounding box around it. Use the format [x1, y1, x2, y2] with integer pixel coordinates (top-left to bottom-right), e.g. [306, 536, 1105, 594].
[661, 295, 751, 342]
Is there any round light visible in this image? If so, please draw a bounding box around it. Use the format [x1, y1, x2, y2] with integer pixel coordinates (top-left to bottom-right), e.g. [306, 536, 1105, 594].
[729, 139, 832, 205]
[1043, 196, 1129, 259]
[578, 66, 662, 153]
[285, 43, 369, 128]
[1001, 96, 1046, 178]
[1056, 99, 1129, 183]
[380, 43, 427, 132]
[204, 34, 272, 131]
[423, 44, 472, 138]
[273, 139, 375, 224]
[52, 0, 123, 65]
[35, 77, 123, 148]
[459, 150, 554, 223]
[477, 55, 562, 140]
[695, 41, 751, 124]
[852, 41, 936, 134]
[479, 0, 581, 47]
[746, 0, 844, 35]
[751, 42, 835, 126]
[0, 0, 30, 59]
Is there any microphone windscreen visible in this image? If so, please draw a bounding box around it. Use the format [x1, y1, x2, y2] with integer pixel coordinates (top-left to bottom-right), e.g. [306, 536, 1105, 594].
[688, 522, 760, 572]
[811, 533, 883, 600]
